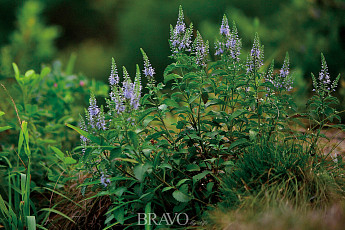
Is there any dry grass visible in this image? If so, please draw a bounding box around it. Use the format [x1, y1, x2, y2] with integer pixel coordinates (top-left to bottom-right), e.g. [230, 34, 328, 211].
[45, 173, 112, 230]
[209, 202, 345, 230]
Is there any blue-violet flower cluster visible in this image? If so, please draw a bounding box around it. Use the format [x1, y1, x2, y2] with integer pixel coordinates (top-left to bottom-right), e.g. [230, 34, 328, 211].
[169, 6, 193, 55]
[312, 54, 340, 97]
[215, 15, 242, 62]
[246, 33, 264, 75]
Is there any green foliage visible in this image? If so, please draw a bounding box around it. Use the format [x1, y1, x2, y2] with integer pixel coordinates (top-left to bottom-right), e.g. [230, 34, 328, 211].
[0, 54, 108, 228]
[71, 6, 344, 229]
[0, 0, 59, 79]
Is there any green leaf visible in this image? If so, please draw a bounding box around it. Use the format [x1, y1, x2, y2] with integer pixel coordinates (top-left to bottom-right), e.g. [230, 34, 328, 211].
[229, 109, 246, 121]
[145, 202, 151, 230]
[164, 98, 179, 108]
[40, 67, 51, 78]
[27, 216, 36, 230]
[192, 170, 211, 184]
[128, 131, 139, 149]
[186, 164, 200, 172]
[162, 187, 174, 192]
[138, 107, 156, 123]
[50, 146, 64, 160]
[133, 164, 151, 182]
[66, 123, 101, 145]
[176, 179, 190, 187]
[0, 126, 11, 132]
[64, 157, 77, 164]
[229, 138, 248, 150]
[164, 73, 182, 83]
[65, 53, 77, 75]
[12, 62, 20, 80]
[172, 187, 191, 203]
[0, 195, 9, 217]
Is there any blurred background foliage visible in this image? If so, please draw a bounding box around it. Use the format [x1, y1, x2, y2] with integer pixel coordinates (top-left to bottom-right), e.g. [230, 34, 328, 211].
[0, 0, 344, 103]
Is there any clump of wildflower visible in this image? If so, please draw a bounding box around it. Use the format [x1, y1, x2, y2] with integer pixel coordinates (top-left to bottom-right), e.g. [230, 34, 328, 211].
[100, 172, 111, 187]
[79, 115, 88, 154]
[214, 40, 224, 56]
[107, 60, 142, 116]
[220, 15, 230, 36]
[87, 93, 107, 130]
[169, 6, 193, 54]
[141, 48, 156, 90]
[227, 22, 242, 62]
[246, 33, 264, 75]
[122, 67, 134, 100]
[312, 53, 340, 97]
[109, 86, 125, 114]
[96, 106, 106, 130]
[88, 93, 100, 129]
[266, 53, 293, 92]
[131, 65, 142, 110]
[193, 31, 209, 67]
[109, 57, 119, 86]
[215, 16, 241, 62]
[142, 52, 155, 79]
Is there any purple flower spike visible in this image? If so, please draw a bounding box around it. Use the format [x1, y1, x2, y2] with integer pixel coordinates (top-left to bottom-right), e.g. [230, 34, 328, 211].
[169, 6, 193, 55]
[228, 22, 241, 62]
[96, 106, 107, 130]
[141, 49, 155, 79]
[131, 65, 142, 110]
[220, 15, 230, 36]
[88, 93, 100, 128]
[122, 67, 134, 100]
[265, 54, 293, 93]
[279, 53, 293, 91]
[109, 58, 119, 86]
[246, 33, 264, 75]
[312, 53, 340, 96]
[193, 31, 209, 67]
[175, 6, 186, 35]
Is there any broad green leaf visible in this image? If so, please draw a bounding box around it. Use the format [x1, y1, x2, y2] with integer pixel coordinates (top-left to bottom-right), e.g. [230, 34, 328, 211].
[128, 131, 139, 149]
[40, 67, 51, 78]
[229, 138, 248, 150]
[163, 98, 179, 108]
[133, 164, 151, 182]
[137, 107, 156, 123]
[164, 73, 182, 83]
[193, 170, 211, 184]
[229, 109, 246, 121]
[64, 157, 77, 165]
[50, 146, 64, 160]
[186, 164, 200, 172]
[27, 216, 36, 230]
[172, 189, 191, 203]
